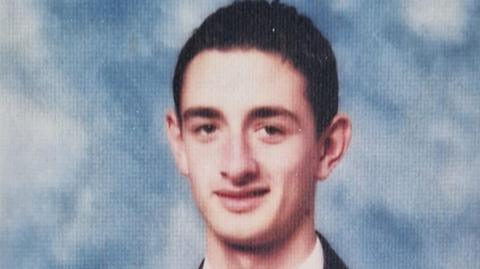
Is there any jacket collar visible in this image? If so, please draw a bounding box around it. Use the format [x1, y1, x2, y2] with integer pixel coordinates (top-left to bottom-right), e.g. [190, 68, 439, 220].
[315, 231, 348, 269]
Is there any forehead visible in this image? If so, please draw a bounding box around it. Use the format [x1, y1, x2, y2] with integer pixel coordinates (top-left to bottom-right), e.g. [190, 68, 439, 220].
[181, 49, 309, 116]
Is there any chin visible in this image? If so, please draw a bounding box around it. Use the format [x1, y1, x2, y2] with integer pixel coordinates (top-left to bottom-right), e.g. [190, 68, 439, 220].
[210, 216, 280, 247]
[220, 231, 275, 249]
[203, 194, 288, 247]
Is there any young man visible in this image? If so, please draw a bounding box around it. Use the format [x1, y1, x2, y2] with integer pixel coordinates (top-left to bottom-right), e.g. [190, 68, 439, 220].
[166, 1, 352, 268]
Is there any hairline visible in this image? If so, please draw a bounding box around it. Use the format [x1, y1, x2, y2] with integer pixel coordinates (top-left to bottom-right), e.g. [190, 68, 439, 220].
[172, 1, 339, 137]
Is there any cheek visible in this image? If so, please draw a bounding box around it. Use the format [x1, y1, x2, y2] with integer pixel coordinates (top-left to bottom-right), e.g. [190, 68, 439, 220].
[184, 143, 221, 190]
[258, 138, 318, 205]
[257, 138, 317, 179]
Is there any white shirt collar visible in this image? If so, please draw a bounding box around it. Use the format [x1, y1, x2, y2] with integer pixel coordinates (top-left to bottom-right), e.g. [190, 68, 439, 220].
[297, 236, 324, 269]
[203, 237, 324, 269]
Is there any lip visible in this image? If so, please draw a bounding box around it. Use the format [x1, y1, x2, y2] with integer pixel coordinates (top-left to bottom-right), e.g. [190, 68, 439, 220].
[214, 188, 270, 213]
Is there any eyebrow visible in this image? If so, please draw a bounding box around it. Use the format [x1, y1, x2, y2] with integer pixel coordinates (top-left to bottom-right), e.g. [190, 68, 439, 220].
[181, 106, 300, 124]
[182, 107, 223, 122]
[248, 106, 300, 124]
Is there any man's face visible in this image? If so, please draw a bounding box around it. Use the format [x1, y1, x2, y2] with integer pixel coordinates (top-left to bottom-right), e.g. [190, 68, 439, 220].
[172, 49, 324, 245]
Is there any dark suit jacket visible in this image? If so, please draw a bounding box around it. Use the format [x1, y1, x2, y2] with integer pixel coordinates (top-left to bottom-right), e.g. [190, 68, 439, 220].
[198, 231, 348, 269]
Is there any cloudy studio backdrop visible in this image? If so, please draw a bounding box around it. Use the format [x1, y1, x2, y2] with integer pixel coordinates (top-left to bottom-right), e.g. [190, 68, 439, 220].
[0, 0, 479, 268]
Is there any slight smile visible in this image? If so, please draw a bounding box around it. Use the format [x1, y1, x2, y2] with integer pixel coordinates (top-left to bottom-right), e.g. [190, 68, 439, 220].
[214, 187, 270, 213]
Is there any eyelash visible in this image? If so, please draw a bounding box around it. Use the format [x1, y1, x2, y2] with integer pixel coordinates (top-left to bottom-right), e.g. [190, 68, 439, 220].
[261, 125, 284, 136]
[193, 124, 217, 135]
[189, 123, 288, 143]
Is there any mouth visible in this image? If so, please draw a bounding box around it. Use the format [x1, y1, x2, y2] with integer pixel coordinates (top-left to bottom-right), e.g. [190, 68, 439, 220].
[214, 188, 270, 213]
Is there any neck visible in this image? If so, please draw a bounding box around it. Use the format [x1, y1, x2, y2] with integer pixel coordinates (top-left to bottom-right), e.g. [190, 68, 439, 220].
[205, 217, 316, 269]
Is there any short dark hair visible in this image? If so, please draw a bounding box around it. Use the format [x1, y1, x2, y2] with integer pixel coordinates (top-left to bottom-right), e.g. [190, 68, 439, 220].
[172, 0, 338, 135]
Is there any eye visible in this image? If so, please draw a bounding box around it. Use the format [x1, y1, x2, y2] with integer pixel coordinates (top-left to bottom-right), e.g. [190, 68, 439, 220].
[195, 124, 217, 135]
[256, 125, 286, 144]
[263, 126, 283, 136]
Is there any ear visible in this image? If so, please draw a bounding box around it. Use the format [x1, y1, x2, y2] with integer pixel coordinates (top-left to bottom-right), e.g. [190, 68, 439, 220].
[165, 111, 189, 176]
[315, 113, 352, 180]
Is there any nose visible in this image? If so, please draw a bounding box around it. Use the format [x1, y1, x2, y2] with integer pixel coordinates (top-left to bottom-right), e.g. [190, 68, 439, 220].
[220, 134, 259, 185]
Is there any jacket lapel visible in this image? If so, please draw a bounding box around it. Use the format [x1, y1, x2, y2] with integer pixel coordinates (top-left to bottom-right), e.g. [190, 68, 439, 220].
[316, 231, 348, 269]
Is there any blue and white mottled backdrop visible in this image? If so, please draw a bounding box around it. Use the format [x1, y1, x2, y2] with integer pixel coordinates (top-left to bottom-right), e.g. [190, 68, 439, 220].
[1, 0, 479, 268]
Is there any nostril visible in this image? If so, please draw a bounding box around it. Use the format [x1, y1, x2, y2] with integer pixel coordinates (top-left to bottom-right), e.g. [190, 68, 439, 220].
[219, 137, 259, 183]
[219, 168, 258, 186]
